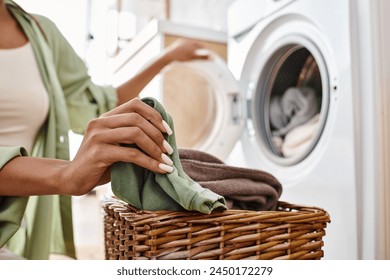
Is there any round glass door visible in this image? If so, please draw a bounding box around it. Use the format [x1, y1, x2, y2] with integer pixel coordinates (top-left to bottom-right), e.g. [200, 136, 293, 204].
[253, 44, 329, 165]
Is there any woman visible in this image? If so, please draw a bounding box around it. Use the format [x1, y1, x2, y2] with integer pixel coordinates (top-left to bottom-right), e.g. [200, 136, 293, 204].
[0, 0, 208, 259]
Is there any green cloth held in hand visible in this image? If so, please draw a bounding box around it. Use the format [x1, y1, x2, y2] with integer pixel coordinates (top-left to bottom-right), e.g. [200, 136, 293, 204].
[110, 97, 227, 214]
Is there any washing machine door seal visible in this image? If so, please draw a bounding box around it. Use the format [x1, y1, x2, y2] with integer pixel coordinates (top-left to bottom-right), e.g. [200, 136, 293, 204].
[161, 53, 244, 160]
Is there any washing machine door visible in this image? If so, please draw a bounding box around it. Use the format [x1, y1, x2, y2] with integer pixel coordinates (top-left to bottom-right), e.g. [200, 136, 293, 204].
[243, 37, 331, 169]
[161, 53, 244, 160]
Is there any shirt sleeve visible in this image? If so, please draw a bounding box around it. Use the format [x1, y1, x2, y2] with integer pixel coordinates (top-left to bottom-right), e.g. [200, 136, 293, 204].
[35, 16, 118, 134]
[0, 147, 29, 251]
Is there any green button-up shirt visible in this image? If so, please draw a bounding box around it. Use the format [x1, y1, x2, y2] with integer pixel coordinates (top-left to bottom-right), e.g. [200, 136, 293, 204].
[0, 1, 117, 259]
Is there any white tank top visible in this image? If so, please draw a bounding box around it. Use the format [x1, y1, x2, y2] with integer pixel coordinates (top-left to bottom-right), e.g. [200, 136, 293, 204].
[0, 42, 49, 153]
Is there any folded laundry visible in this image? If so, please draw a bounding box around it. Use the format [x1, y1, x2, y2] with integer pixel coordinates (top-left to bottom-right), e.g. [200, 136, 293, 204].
[282, 114, 320, 157]
[110, 97, 227, 214]
[179, 149, 283, 211]
[270, 87, 319, 137]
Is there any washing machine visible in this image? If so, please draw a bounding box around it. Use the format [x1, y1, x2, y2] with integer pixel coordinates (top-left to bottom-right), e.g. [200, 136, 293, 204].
[226, 0, 390, 260]
[225, 0, 358, 260]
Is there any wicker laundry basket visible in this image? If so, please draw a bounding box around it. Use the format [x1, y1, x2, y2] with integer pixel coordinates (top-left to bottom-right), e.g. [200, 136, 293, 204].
[102, 197, 330, 260]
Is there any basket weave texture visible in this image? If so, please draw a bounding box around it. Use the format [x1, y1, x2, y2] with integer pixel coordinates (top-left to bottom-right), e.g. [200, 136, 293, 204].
[102, 198, 330, 260]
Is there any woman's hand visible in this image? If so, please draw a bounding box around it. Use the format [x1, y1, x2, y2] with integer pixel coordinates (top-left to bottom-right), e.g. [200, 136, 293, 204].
[0, 99, 174, 197]
[62, 98, 174, 195]
[163, 39, 210, 63]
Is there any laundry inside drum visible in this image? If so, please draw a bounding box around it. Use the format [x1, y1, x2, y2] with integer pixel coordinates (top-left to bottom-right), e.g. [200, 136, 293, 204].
[261, 45, 327, 163]
[162, 65, 217, 149]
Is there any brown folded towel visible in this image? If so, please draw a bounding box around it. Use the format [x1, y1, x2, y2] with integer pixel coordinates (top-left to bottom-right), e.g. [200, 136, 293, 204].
[179, 149, 283, 211]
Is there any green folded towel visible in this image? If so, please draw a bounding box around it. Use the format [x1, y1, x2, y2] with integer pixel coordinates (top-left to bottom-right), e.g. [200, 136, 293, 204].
[110, 97, 227, 214]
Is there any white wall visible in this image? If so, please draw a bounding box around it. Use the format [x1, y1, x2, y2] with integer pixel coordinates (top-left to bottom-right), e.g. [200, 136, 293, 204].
[14, 0, 89, 59]
[170, 0, 235, 31]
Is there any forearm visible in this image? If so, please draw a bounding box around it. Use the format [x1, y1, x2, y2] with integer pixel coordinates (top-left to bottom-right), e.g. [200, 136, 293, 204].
[115, 39, 208, 105]
[116, 53, 172, 105]
[0, 156, 70, 196]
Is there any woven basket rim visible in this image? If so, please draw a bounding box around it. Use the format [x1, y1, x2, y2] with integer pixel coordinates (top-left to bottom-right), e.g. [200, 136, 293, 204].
[102, 197, 331, 225]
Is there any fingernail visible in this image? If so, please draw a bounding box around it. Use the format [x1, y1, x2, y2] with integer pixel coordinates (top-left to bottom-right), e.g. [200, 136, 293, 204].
[161, 153, 173, 166]
[159, 163, 173, 173]
[163, 140, 174, 155]
[162, 120, 173, 135]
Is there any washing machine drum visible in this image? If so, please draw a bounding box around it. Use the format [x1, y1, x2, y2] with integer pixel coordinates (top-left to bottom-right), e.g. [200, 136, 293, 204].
[252, 45, 329, 165]
[161, 55, 243, 160]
